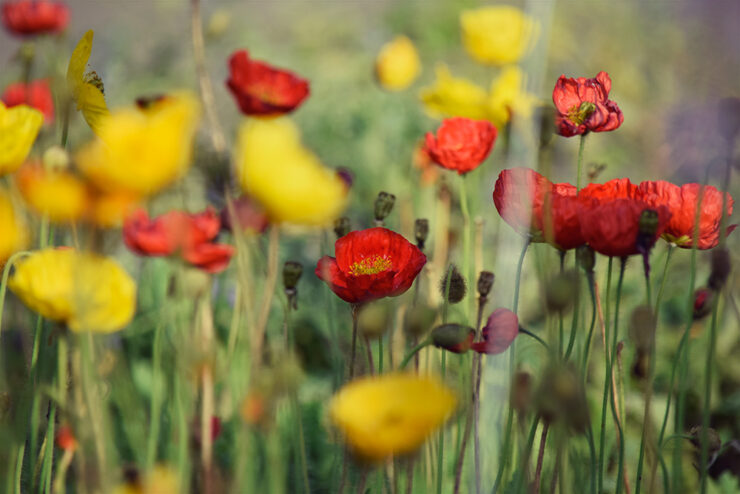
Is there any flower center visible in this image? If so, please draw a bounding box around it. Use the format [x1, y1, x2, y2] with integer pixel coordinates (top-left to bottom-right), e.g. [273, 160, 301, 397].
[567, 101, 596, 125]
[349, 255, 393, 276]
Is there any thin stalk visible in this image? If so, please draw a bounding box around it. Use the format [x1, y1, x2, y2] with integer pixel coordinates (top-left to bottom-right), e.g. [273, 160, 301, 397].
[653, 245, 674, 314]
[14, 443, 25, 494]
[399, 340, 430, 370]
[146, 323, 164, 469]
[460, 175, 473, 324]
[580, 273, 598, 376]
[609, 259, 627, 494]
[576, 134, 587, 191]
[435, 351, 447, 494]
[699, 298, 720, 494]
[364, 335, 375, 375]
[378, 337, 384, 373]
[563, 273, 581, 360]
[348, 304, 360, 379]
[518, 328, 549, 350]
[533, 422, 550, 494]
[597, 257, 614, 494]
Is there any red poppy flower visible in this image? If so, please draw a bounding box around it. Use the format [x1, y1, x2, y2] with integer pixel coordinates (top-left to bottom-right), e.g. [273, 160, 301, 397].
[578, 197, 671, 257]
[2, 79, 54, 123]
[546, 192, 585, 250]
[2, 0, 68, 36]
[123, 208, 234, 273]
[315, 227, 426, 305]
[55, 425, 77, 451]
[552, 71, 624, 137]
[639, 181, 734, 249]
[578, 177, 638, 202]
[471, 308, 519, 355]
[226, 50, 310, 116]
[424, 117, 497, 175]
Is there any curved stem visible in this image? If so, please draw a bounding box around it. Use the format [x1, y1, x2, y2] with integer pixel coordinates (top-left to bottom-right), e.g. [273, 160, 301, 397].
[610, 259, 627, 494]
[576, 134, 587, 191]
[700, 299, 720, 494]
[518, 328, 549, 350]
[581, 273, 598, 376]
[597, 257, 614, 494]
[399, 340, 430, 370]
[533, 422, 550, 494]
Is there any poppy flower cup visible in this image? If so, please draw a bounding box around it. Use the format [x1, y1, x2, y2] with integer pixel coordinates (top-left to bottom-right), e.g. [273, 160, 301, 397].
[552, 71, 624, 137]
[424, 117, 497, 175]
[316, 227, 427, 305]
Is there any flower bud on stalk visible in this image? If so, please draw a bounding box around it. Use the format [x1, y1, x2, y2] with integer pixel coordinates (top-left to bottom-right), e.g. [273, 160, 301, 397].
[689, 426, 723, 462]
[545, 270, 578, 313]
[373, 191, 396, 226]
[535, 362, 589, 433]
[693, 288, 715, 320]
[414, 218, 429, 250]
[708, 247, 731, 291]
[477, 271, 495, 300]
[358, 302, 391, 340]
[636, 208, 660, 276]
[430, 324, 475, 353]
[629, 305, 657, 379]
[404, 305, 437, 338]
[510, 371, 532, 418]
[576, 245, 596, 275]
[333, 217, 351, 239]
[440, 265, 466, 304]
[283, 261, 303, 310]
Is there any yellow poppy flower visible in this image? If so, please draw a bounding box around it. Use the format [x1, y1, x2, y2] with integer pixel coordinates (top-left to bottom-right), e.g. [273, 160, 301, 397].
[16, 164, 90, 223]
[234, 117, 348, 226]
[88, 189, 139, 229]
[9, 248, 136, 333]
[419, 64, 489, 120]
[375, 35, 421, 91]
[76, 92, 201, 197]
[460, 6, 539, 66]
[66, 30, 109, 134]
[329, 373, 457, 461]
[487, 66, 540, 128]
[0, 191, 29, 264]
[0, 102, 43, 176]
[111, 466, 178, 494]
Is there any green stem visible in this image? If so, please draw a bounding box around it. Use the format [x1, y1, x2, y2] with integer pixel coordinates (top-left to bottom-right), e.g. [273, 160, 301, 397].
[563, 272, 581, 361]
[436, 351, 447, 494]
[146, 324, 164, 469]
[378, 337, 384, 374]
[14, 442, 25, 494]
[654, 245, 674, 314]
[580, 273, 598, 376]
[597, 257, 614, 494]
[0, 251, 30, 342]
[609, 259, 627, 494]
[40, 404, 56, 494]
[460, 175, 473, 324]
[518, 328, 549, 350]
[576, 134, 587, 191]
[399, 340, 430, 370]
[699, 298, 720, 494]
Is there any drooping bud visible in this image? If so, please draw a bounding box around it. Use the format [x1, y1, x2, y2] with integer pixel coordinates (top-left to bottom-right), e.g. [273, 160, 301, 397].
[693, 288, 715, 320]
[430, 324, 475, 353]
[414, 219, 429, 250]
[510, 371, 533, 417]
[535, 362, 588, 432]
[477, 271, 495, 299]
[42, 145, 70, 171]
[404, 304, 436, 338]
[628, 305, 657, 354]
[708, 247, 731, 290]
[718, 97, 740, 143]
[358, 302, 392, 340]
[373, 191, 396, 225]
[283, 261, 303, 310]
[545, 270, 579, 313]
[440, 265, 466, 304]
[471, 308, 519, 355]
[636, 208, 660, 276]
[576, 245, 596, 274]
[639, 209, 660, 236]
[333, 217, 351, 239]
[689, 426, 723, 459]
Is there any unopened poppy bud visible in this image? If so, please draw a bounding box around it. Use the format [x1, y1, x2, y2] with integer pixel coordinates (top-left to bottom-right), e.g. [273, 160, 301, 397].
[638, 209, 660, 236]
[708, 247, 731, 290]
[440, 265, 466, 304]
[693, 288, 715, 320]
[477, 271, 495, 299]
[535, 362, 588, 432]
[718, 97, 740, 143]
[628, 305, 657, 353]
[283, 261, 303, 290]
[374, 191, 396, 224]
[415, 219, 429, 249]
[358, 302, 392, 340]
[632, 350, 649, 380]
[689, 426, 722, 458]
[576, 245, 596, 274]
[333, 217, 351, 239]
[471, 308, 519, 355]
[404, 305, 436, 338]
[430, 324, 475, 353]
[42, 145, 70, 171]
[510, 371, 532, 417]
[545, 270, 578, 313]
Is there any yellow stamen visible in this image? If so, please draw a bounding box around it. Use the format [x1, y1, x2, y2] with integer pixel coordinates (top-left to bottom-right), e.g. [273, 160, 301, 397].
[349, 255, 392, 276]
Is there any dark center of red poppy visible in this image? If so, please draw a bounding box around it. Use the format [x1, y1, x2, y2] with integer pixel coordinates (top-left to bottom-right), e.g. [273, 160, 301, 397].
[349, 255, 393, 276]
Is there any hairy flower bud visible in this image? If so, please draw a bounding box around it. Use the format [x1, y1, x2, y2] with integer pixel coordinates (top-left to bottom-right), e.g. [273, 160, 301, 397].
[576, 245, 596, 274]
[374, 191, 396, 224]
[689, 426, 723, 459]
[283, 261, 303, 290]
[430, 324, 475, 353]
[333, 217, 351, 239]
[477, 271, 495, 299]
[510, 371, 532, 417]
[693, 288, 715, 320]
[404, 305, 436, 338]
[535, 362, 589, 432]
[440, 265, 466, 304]
[628, 305, 657, 353]
[708, 247, 731, 291]
[414, 218, 429, 249]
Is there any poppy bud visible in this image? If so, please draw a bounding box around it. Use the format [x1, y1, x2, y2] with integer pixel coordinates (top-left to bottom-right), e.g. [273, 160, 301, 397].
[510, 371, 532, 417]
[336, 167, 354, 188]
[632, 350, 649, 380]
[689, 426, 722, 459]
[404, 304, 436, 338]
[42, 145, 69, 171]
[430, 324, 475, 353]
[535, 362, 588, 432]
[708, 247, 731, 290]
[693, 288, 715, 320]
[358, 302, 392, 340]
[477, 271, 495, 299]
[628, 305, 657, 353]
[638, 209, 660, 237]
[545, 270, 578, 313]
[415, 218, 429, 249]
[374, 191, 396, 224]
[283, 261, 303, 290]
[471, 308, 519, 355]
[718, 97, 740, 143]
[576, 245, 596, 274]
[333, 217, 351, 239]
[440, 265, 466, 304]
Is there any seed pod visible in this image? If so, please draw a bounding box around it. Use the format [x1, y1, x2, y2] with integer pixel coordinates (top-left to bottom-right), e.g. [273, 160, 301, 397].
[440, 265, 466, 304]
[708, 247, 731, 291]
[477, 271, 495, 299]
[510, 371, 532, 417]
[430, 324, 475, 353]
[535, 362, 588, 433]
[414, 219, 429, 249]
[689, 426, 722, 459]
[628, 305, 657, 353]
[358, 302, 392, 340]
[545, 270, 579, 313]
[333, 217, 351, 239]
[283, 261, 303, 290]
[404, 305, 436, 338]
[374, 191, 396, 224]
[576, 245, 595, 274]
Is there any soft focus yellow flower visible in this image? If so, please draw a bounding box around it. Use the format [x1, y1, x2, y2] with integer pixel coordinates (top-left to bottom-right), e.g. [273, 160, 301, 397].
[487, 66, 540, 128]
[76, 92, 201, 196]
[234, 117, 348, 226]
[0, 191, 29, 264]
[9, 248, 136, 333]
[88, 190, 139, 229]
[66, 30, 109, 134]
[111, 466, 178, 494]
[16, 164, 90, 223]
[375, 35, 421, 91]
[0, 102, 43, 176]
[419, 64, 489, 120]
[329, 373, 457, 461]
[460, 6, 539, 66]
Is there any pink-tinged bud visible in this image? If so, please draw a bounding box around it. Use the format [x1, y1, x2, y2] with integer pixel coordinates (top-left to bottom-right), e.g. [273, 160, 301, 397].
[431, 324, 475, 353]
[693, 288, 715, 320]
[471, 308, 519, 355]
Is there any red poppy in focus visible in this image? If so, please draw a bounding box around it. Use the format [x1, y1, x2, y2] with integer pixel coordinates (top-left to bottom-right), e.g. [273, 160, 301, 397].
[2, 79, 54, 123]
[123, 208, 234, 273]
[2, 0, 68, 36]
[639, 180, 735, 249]
[552, 71, 624, 137]
[545, 191, 585, 250]
[220, 195, 269, 234]
[315, 227, 426, 305]
[226, 50, 310, 116]
[424, 117, 497, 175]
[471, 308, 519, 355]
[578, 198, 671, 258]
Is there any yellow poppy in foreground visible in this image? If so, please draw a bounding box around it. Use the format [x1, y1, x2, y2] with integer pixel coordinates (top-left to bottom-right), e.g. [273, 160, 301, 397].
[375, 35, 421, 91]
[0, 102, 43, 176]
[419, 64, 489, 121]
[76, 92, 201, 197]
[460, 6, 539, 66]
[234, 117, 348, 226]
[9, 248, 136, 333]
[329, 373, 457, 461]
[0, 191, 29, 264]
[16, 164, 90, 223]
[67, 30, 109, 134]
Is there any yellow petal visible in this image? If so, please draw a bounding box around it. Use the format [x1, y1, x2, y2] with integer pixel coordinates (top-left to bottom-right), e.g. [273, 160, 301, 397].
[76, 83, 109, 133]
[487, 66, 540, 128]
[419, 64, 489, 120]
[460, 6, 539, 66]
[66, 30, 93, 87]
[0, 102, 43, 176]
[0, 190, 29, 264]
[375, 35, 421, 91]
